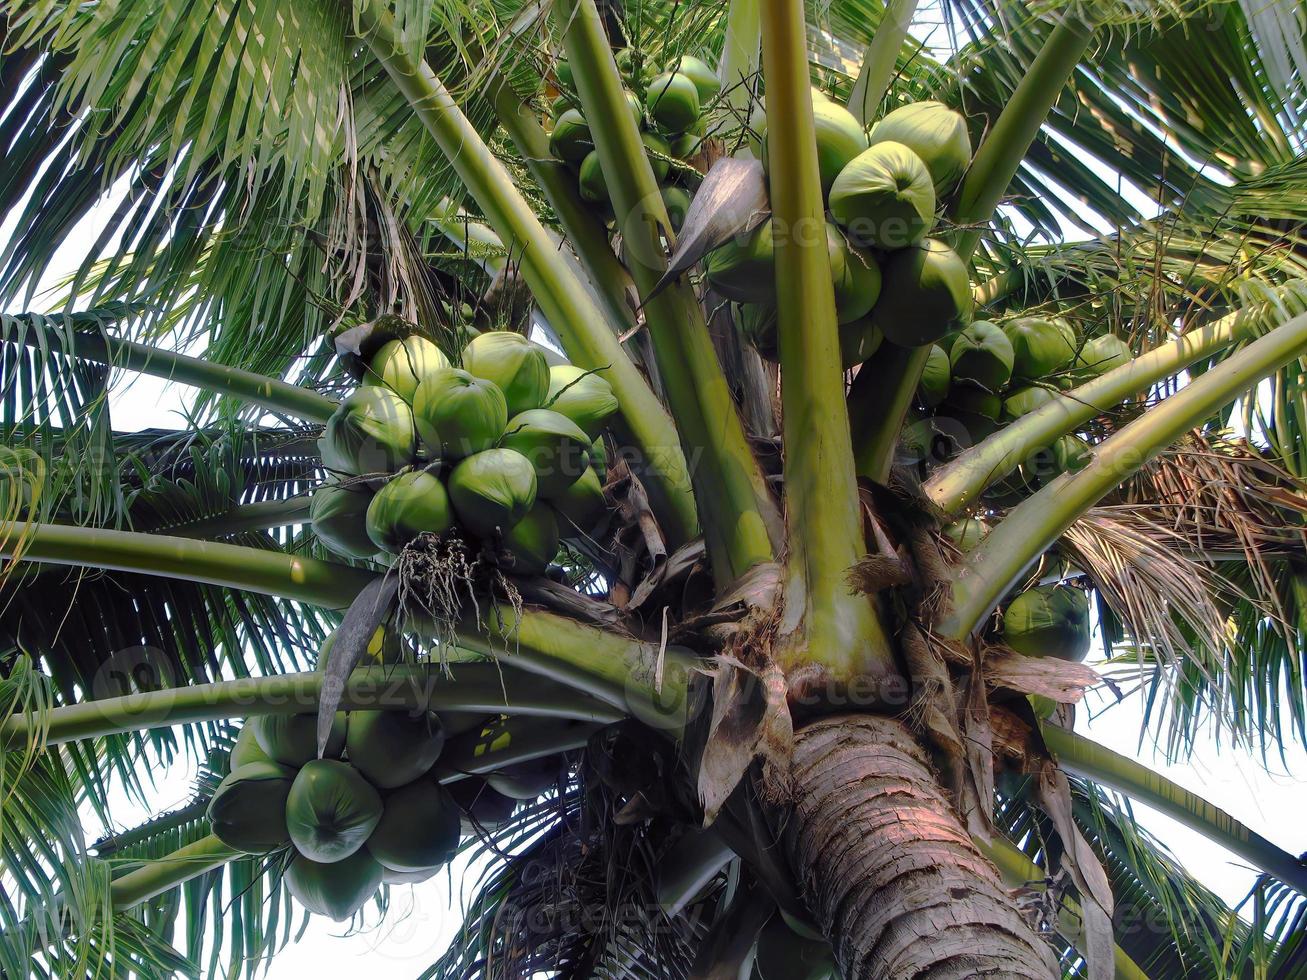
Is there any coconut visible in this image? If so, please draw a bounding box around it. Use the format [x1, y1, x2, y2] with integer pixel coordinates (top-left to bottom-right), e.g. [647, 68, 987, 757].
[755, 912, 839, 980]
[1075, 334, 1131, 376]
[284, 849, 383, 921]
[500, 409, 594, 499]
[555, 59, 574, 90]
[382, 866, 439, 885]
[762, 99, 869, 196]
[1000, 585, 1091, 662]
[1003, 317, 1077, 381]
[661, 186, 692, 233]
[551, 466, 606, 537]
[318, 388, 416, 478]
[546, 366, 619, 438]
[486, 756, 560, 800]
[704, 220, 775, 304]
[1026, 434, 1091, 484]
[643, 131, 672, 182]
[285, 759, 383, 863]
[838, 316, 884, 368]
[622, 89, 643, 127]
[461, 332, 550, 416]
[828, 225, 882, 324]
[363, 335, 449, 404]
[502, 503, 560, 575]
[229, 724, 271, 769]
[412, 367, 508, 461]
[447, 448, 538, 537]
[251, 711, 347, 769]
[669, 128, 704, 160]
[578, 151, 608, 204]
[867, 100, 971, 194]
[942, 517, 990, 552]
[548, 108, 592, 164]
[1002, 385, 1057, 420]
[949, 321, 1014, 391]
[346, 710, 445, 790]
[207, 761, 296, 853]
[945, 385, 1002, 422]
[646, 72, 700, 133]
[665, 54, 719, 102]
[588, 438, 608, 481]
[829, 142, 936, 250]
[366, 778, 461, 873]
[447, 778, 518, 834]
[310, 480, 377, 560]
[919, 344, 951, 406]
[365, 471, 451, 554]
[872, 239, 972, 347]
[550, 93, 572, 118]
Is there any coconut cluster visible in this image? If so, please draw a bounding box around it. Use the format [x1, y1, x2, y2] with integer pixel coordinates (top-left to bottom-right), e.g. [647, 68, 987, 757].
[720, 97, 975, 366]
[549, 50, 718, 231]
[312, 330, 615, 575]
[207, 631, 556, 920]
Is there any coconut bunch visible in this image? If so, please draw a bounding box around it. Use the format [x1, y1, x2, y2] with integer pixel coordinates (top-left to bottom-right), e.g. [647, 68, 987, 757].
[548, 49, 718, 232]
[313, 330, 617, 576]
[717, 98, 975, 369]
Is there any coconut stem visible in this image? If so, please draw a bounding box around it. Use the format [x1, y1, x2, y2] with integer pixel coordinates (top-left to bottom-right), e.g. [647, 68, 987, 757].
[941, 311, 1307, 638]
[169, 497, 312, 539]
[847, 0, 920, 126]
[719, 0, 762, 124]
[108, 834, 239, 911]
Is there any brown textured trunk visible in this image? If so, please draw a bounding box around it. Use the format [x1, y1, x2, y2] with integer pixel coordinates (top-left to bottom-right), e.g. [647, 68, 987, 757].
[786, 715, 1058, 979]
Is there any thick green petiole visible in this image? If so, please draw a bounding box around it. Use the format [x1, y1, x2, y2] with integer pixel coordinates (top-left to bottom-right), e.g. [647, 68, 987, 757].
[847, 0, 920, 126]
[171, 497, 312, 539]
[109, 834, 238, 911]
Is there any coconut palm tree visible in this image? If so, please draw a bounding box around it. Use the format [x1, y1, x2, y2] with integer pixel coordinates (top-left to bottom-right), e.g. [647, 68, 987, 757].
[0, 0, 1305, 976]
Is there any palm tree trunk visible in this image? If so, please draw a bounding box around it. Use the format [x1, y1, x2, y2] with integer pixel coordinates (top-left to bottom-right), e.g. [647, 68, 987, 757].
[786, 716, 1057, 979]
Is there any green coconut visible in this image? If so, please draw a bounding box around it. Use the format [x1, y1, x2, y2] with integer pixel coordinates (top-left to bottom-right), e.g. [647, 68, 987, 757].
[502, 503, 560, 575]
[669, 129, 704, 160]
[1026, 434, 1091, 484]
[945, 385, 1002, 421]
[366, 778, 461, 872]
[828, 225, 882, 324]
[873, 239, 972, 347]
[661, 186, 692, 232]
[867, 100, 972, 194]
[346, 710, 445, 790]
[838, 316, 884, 368]
[207, 761, 296, 853]
[548, 108, 593, 164]
[643, 131, 672, 182]
[364, 471, 452, 554]
[412, 367, 508, 460]
[318, 388, 416, 478]
[461, 331, 550, 416]
[546, 366, 619, 438]
[486, 756, 560, 800]
[1075, 334, 1132, 376]
[229, 724, 271, 769]
[500, 409, 595, 499]
[310, 480, 377, 560]
[755, 912, 839, 980]
[919, 344, 952, 406]
[1003, 316, 1078, 381]
[447, 448, 538, 537]
[704, 220, 775, 304]
[623, 89, 644, 127]
[447, 778, 518, 834]
[550, 465, 606, 537]
[949, 320, 1014, 391]
[1000, 585, 1092, 662]
[550, 93, 571, 118]
[762, 99, 869, 196]
[665, 54, 719, 102]
[646, 72, 700, 133]
[285, 759, 383, 863]
[284, 849, 383, 921]
[829, 141, 936, 250]
[942, 516, 990, 552]
[1002, 385, 1057, 420]
[588, 437, 608, 481]
[251, 711, 347, 769]
[382, 866, 440, 885]
[363, 335, 449, 403]
[555, 59, 574, 90]
[578, 150, 609, 204]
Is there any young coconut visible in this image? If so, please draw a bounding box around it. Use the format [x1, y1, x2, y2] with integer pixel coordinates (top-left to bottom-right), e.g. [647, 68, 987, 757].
[944, 385, 1003, 422]
[251, 711, 347, 768]
[872, 239, 972, 347]
[412, 367, 508, 460]
[207, 761, 297, 853]
[285, 759, 384, 863]
[447, 448, 538, 538]
[827, 225, 882, 324]
[284, 849, 383, 921]
[318, 388, 416, 478]
[762, 98, 868, 196]
[310, 480, 377, 560]
[548, 108, 593, 164]
[1004, 316, 1078, 381]
[642, 131, 673, 182]
[829, 141, 936, 250]
[502, 503, 561, 575]
[550, 465, 607, 537]
[345, 710, 445, 790]
[661, 186, 692, 232]
[754, 911, 840, 980]
[1075, 334, 1132, 376]
[545, 366, 619, 438]
[838, 316, 884, 368]
[645, 72, 700, 133]
[365, 471, 452, 554]
[942, 516, 991, 552]
[366, 778, 461, 873]
[949, 321, 1014, 391]
[461, 332, 550, 416]
[1000, 585, 1092, 662]
[704, 220, 776, 304]
[500, 409, 593, 499]
[486, 756, 561, 800]
[362, 335, 449, 403]
[578, 150, 609, 204]
[867, 100, 972, 194]
[229, 724, 271, 769]
[447, 777, 518, 835]
[1002, 385, 1057, 420]
[665, 54, 720, 102]
[919, 344, 952, 406]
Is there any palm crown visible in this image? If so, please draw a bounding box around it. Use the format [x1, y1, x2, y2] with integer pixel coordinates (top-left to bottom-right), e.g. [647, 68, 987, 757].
[0, 0, 1304, 977]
